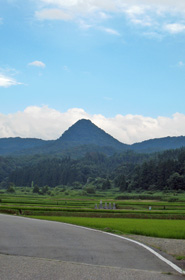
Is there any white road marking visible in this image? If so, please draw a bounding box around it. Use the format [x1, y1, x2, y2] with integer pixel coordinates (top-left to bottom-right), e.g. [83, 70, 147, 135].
[59, 221, 185, 275]
[3, 215, 184, 275]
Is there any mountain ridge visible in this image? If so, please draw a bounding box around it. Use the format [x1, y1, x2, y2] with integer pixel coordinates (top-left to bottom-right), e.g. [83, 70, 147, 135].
[1, 119, 185, 156]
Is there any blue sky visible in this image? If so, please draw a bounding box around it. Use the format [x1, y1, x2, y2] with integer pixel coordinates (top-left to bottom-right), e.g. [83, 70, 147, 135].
[1, 0, 185, 144]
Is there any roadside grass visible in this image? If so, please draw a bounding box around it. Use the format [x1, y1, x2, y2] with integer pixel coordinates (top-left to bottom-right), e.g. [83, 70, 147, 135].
[28, 216, 185, 239]
[174, 255, 185, 260]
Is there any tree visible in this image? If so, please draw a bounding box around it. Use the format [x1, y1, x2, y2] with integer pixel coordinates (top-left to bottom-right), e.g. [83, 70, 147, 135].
[167, 172, 185, 190]
[33, 184, 40, 194]
[41, 185, 49, 194]
[7, 185, 15, 193]
[102, 179, 111, 190]
[115, 174, 127, 192]
[84, 185, 96, 194]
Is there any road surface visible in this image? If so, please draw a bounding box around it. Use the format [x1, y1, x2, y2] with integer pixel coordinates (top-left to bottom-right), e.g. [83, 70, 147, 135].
[0, 214, 183, 280]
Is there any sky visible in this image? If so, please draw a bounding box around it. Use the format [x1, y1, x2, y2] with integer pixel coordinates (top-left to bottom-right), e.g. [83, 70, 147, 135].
[1, 0, 185, 144]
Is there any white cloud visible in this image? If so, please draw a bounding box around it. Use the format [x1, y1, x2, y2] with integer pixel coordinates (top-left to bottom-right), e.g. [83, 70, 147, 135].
[1, 106, 185, 144]
[35, 0, 185, 36]
[28, 61, 46, 68]
[78, 19, 92, 29]
[99, 12, 111, 19]
[0, 18, 3, 24]
[164, 23, 185, 34]
[100, 27, 120, 35]
[0, 74, 22, 88]
[0, 106, 89, 140]
[38, 0, 185, 12]
[35, 9, 73, 21]
[39, 0, 117, 13]
[124, 6, 153, 27]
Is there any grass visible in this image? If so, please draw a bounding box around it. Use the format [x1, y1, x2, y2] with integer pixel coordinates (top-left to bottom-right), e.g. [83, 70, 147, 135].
[1, 191, 185, 220]
[1, 204, 185, 221]
[1, 190, 185, 239]
[174, 255, 185, 260]
[28, 216, 185, 239]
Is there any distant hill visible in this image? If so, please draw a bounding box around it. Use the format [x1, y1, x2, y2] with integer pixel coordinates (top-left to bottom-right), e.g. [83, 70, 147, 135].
[1, 119, 185, 157]
[131, 136, 185, 153]
[0, 137, 49, 155]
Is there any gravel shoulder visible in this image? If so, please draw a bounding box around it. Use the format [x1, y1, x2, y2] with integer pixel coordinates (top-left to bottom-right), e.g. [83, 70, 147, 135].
[124, 234, 185, 271]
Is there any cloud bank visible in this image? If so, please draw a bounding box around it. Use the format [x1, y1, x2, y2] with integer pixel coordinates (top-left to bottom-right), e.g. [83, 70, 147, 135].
[35, 0, 185, 35]
[1, 106, 185, 144]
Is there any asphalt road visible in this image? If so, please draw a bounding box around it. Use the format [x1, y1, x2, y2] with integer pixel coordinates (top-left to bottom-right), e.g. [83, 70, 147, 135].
[0, 214, 183, 280]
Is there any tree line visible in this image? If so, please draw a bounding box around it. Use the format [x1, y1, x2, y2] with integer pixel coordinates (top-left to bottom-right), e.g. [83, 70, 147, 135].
[0, 148, 185, 192]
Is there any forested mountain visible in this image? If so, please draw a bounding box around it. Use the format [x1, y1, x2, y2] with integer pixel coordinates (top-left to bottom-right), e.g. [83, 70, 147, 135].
[57, 119, 127, 149]
[0, 119, 127, 156]
[1, 148, 185, 192]
[132, 136, 185, 153]
[2, 150, 146, 188]
[1, 119, 185, 157]
[0, 137, 50, 155]
[0, 119, 185, 193]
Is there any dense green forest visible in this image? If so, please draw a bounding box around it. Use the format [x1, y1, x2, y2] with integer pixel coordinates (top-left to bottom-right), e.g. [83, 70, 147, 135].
[0, 147, 185, 192]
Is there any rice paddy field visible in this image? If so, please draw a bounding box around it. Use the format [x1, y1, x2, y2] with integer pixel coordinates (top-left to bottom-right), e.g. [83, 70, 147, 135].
[29, 216, 185, 239]
[0, 189, 185, 239]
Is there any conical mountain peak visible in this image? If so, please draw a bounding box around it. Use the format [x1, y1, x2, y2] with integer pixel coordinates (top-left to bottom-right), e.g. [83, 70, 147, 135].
[58, 119, 126, 149]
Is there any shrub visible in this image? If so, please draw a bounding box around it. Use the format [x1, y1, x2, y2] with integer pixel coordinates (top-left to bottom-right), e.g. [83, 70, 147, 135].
[84, 186, 96, 194]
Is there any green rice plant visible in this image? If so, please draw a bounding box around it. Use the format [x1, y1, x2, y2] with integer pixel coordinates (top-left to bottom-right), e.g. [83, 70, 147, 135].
[29, 216, 185, 239]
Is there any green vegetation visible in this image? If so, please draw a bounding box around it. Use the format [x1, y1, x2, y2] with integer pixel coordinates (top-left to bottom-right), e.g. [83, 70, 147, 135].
[1, 122, 185, 242]
[1, 148, 185, 193]
[0, 189, 185, 239]
[175, 256, 185, 260]
[28, 216, 185, 239]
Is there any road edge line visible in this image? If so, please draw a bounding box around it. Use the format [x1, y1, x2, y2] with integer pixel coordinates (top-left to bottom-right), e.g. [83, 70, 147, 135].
[59, 221, 185, 275]
[5, 215, 184, 275]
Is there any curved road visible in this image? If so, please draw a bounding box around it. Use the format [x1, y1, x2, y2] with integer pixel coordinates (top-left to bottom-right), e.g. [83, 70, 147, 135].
[0, 214, 183, 280]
